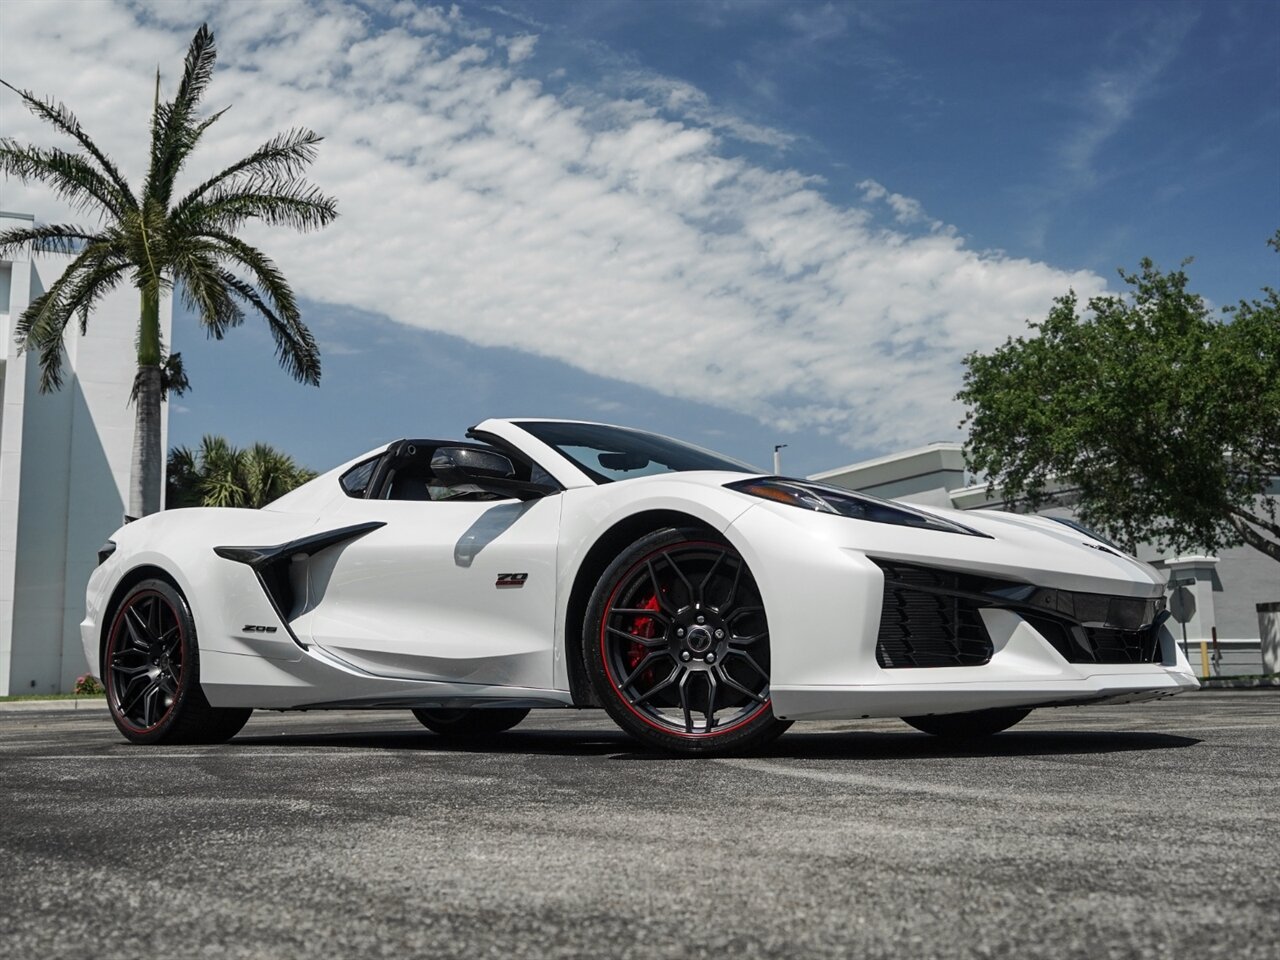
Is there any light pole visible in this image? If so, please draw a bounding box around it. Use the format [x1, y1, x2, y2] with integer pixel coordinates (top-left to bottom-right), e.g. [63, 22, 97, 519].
[773, 444, 788, 475]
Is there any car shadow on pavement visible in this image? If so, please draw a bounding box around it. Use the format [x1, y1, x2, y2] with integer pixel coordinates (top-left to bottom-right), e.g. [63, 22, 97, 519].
[230, 727, 637, 756]
[751, 729, 1203, 760]
[229, 725, 1201, 760]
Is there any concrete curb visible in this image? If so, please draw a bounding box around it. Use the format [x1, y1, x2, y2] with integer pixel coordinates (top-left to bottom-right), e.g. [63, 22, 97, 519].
[0, 698, 109, 714]
[1198, 677, 1280, 689]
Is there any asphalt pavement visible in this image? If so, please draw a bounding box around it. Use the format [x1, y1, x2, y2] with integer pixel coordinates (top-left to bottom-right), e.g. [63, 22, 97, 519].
[1, 693, 1277, 960]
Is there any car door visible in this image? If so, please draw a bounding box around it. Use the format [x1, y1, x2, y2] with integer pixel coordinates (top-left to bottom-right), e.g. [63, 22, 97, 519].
[296, 477, 563, 692]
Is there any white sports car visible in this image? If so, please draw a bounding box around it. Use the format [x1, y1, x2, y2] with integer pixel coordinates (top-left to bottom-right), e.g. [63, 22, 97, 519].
[84, 418, 1199, 755]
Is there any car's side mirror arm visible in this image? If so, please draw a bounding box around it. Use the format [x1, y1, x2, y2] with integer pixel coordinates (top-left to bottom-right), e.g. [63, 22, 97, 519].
[470, 477, 559, 501]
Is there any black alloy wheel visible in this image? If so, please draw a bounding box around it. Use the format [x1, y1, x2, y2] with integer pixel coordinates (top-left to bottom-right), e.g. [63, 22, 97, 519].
[103, 578, 252, 744]
[412, 707, 530, 738]
[901, 707, 1032, 739]
[585, 527, 791, 755]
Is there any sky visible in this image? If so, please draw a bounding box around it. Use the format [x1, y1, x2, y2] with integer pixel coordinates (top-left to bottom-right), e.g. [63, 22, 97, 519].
[1, 0, 1277, 477]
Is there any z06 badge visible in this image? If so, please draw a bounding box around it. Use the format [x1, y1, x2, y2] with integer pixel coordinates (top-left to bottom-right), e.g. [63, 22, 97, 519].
[495, 573, 528, 589]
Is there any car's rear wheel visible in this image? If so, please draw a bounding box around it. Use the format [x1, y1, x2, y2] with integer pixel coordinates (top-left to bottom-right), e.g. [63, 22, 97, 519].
[104, 578, 252, 745]
[411, 707, 530, 738]
[901, 707, 1031, 739]
[585, 528, 791, 756]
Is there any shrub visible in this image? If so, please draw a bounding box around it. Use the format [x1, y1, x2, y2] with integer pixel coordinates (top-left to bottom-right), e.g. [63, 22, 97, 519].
[74, 674, 105, 696]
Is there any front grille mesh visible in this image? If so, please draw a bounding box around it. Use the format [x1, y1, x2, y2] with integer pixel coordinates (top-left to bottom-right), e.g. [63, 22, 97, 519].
[874, 563, 994, 668]
[1024, 616, 1162, 665]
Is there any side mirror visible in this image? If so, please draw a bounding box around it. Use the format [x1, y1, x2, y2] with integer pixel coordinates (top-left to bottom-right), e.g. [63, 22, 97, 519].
[429, 447, 557, 501]
[430, 446, 516, 483]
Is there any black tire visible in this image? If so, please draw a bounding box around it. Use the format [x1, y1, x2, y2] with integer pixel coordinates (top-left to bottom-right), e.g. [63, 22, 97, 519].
[103, 578, 252, 745]
[411, 707, 530, 738]
[585, 527, 791, 756]
[901, 707, 1032, 739]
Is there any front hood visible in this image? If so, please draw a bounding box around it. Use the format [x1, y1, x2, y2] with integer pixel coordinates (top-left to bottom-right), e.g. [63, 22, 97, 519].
[736, 495, 1164, 598]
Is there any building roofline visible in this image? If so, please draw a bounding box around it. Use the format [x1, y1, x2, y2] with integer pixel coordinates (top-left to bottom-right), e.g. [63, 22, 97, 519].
[808, 441, 964, 482]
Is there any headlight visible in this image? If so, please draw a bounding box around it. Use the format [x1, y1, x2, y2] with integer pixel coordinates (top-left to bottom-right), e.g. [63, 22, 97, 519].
[725, 478, 989, 537]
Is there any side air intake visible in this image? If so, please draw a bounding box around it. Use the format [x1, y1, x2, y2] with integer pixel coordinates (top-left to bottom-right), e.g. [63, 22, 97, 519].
[872, 561, 996, 668]
[214, 521, 385, 648]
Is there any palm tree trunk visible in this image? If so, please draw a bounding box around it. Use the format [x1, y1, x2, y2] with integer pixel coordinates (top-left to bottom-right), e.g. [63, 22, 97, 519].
[129, 286, 163, 517]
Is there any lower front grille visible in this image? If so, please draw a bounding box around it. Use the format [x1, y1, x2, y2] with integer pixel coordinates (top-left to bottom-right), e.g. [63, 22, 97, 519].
[874, 563, 995, 668]
[1024, 616, 1163, 665]
[870, 559, 1166, 669]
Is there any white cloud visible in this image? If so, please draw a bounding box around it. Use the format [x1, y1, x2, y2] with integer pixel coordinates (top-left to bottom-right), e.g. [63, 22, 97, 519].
[500, 33, 537, 64]
[0, 0, 1109, 453]
[620, 73, 796, 149]
[858, 179, 945, 232]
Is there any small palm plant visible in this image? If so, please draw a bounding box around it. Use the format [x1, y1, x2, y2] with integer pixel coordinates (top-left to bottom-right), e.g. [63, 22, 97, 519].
[167, 436, 317, 509]
[0, 23, 337, 516]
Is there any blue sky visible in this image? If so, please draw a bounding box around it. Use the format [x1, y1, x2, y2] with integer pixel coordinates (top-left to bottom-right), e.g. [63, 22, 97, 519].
[2, 0, 1277, 477]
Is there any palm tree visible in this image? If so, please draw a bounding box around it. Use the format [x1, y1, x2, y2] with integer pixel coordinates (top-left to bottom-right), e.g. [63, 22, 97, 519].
[167, 436, 317, 509]
[0, 24, 337, 516]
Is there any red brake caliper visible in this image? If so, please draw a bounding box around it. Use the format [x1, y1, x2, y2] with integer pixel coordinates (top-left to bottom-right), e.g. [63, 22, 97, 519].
[624, 593, 661, 687]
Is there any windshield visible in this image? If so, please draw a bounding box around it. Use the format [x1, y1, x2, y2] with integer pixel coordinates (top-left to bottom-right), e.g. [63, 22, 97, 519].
[516, 421, 757, 484]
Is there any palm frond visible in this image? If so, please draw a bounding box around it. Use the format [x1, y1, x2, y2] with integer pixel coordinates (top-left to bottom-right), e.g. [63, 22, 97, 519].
[162, 351, 191, 397]
[131, 349, 190, 403]
[0, 222, 104, 259]
[191, 105, 230, 141]
[204, 229, 299, 315]
[181, 178, 339, 233]
[146, 24, 219, 205]
[170, 127, 324, 216]
[166, 445, 200, 509]
[0, 79, 136, 209]
[13, 241, 120, 345]
[195, 432, 248, 508]
[168, 444, 197, 474]
[17, 252, 128, 390]
[17, 263, 122, 391]
[70, 257, 130, 335]
[219, 269, 320, 386]
[173, 247, 245, 338]
[0, 140, 131, 219]
[174, 24, 218, 117]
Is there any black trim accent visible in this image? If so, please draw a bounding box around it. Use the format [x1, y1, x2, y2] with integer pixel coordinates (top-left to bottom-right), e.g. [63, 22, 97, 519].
[339, 455, 382, 499]
[97, 540, 117, 566]
[288, 696, 569, 711]
[213, 521, 385, 649]
[466, 427, 566, 493]
[366, 437, 561, 501]
[869, 559, 1166, 668]
[1023, 613, 1166, 666]
[873, 562, 998, 667]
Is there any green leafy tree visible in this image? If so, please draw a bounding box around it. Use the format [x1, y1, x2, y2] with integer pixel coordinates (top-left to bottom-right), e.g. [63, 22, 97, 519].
[958, 233, 1280, 564]
[0, 24, 337, 517]
[167, 436, 317, 509]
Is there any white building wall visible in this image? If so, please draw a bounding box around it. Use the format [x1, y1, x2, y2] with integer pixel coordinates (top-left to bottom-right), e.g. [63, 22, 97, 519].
[0, 211, 171, 694]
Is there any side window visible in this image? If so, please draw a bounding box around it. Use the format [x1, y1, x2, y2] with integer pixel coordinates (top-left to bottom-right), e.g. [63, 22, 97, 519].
[340, 458, 379, 498]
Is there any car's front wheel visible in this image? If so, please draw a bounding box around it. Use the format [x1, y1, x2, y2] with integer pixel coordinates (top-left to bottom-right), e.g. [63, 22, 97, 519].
[901, 707, 1031, 739]
[585, 528, 791, 756]
[104, 578, 252, 745]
